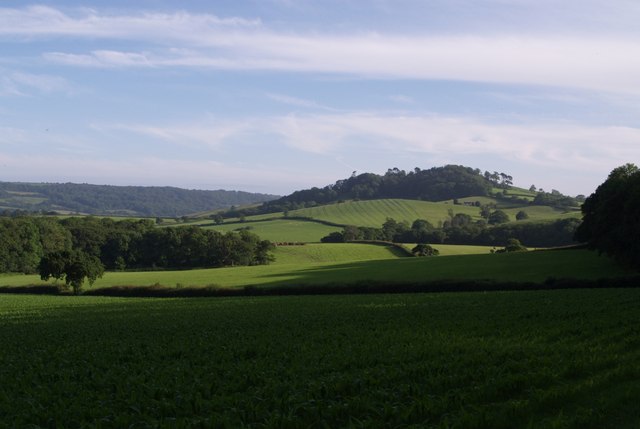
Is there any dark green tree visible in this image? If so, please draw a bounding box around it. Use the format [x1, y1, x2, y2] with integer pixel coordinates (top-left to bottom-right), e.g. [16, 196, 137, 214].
[39, 250, 105, 294]
[515, 210, 529, 221]
[575, 163, 640, 268]
[412, 244, 440, 257]
[488, 210, 510, 225]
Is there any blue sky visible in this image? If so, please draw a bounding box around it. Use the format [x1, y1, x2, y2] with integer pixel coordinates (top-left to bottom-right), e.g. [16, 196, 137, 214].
[1, 1, 640, 195]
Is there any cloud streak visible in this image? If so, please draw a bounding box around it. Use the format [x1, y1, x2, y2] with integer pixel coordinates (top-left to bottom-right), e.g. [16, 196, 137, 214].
[1, 6, 639, 94]
[120, 113, 640, 173]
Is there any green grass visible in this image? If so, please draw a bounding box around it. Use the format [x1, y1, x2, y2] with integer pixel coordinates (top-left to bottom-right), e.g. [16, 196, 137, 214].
[431, 244, 497, 255]
[502, 205, 581, 221]
[200, 219, 341, 242]
[288, 199, 482, 227]
[1, 289, 639, 427]
[0, 249, 629, 290]
[272, 243, 408, 264]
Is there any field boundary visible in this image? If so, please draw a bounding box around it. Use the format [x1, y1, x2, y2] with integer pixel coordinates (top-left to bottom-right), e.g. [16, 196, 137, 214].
[2, 275, 639, 298]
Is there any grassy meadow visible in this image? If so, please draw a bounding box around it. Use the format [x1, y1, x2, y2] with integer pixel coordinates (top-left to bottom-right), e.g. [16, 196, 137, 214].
[200, 218, 341, 242]
[200, 197, 581, 234]
[0, 248, 629, 291]
[1, 289, 639, 428]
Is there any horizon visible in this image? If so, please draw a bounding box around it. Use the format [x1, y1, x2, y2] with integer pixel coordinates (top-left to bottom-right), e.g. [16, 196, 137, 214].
[2, 1, 639, 196]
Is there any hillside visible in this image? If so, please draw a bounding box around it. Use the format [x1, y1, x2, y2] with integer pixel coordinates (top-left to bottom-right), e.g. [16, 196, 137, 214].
[0, 182, 278, 217]
[225, 165, 582, 220]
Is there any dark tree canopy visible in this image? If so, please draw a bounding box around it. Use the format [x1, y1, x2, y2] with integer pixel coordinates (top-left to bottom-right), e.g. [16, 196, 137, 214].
[257, 165, 494, 214]
[575, 163, 640, 268]
[0, 182, 278, 217]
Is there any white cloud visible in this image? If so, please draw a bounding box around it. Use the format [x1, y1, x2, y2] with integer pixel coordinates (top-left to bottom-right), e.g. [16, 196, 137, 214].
[118, 113, 640, 174]
[1, 69, 71, 96]
[0, 6, 638, 94]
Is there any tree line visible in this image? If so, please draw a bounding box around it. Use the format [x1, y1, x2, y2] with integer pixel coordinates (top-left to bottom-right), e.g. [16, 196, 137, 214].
[0, 216, 274, 292]
[0, 182, 278, 217]
[322, 216, 580, 248]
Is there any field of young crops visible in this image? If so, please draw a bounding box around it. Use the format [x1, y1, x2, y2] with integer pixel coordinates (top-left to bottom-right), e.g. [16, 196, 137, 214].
[287, 199, 482, 227]
[0, 249, 629, 290]
[1, 289, 639, 427]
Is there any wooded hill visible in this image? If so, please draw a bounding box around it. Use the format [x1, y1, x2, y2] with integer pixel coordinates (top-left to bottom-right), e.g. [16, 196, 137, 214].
[231, 165, 582, 217]
[0, 182, 278, 217]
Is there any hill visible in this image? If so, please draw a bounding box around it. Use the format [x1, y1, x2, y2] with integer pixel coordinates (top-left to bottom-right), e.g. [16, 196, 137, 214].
[0, 182, 278, 217]
[224, 165, 583, 219]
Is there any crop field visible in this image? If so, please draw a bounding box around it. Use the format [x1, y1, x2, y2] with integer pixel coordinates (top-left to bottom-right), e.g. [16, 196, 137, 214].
[287, 199, 483, 227]
[201, 219, 341, 242]
[0, 249, 629, 290]
[1, 289, 639, 427]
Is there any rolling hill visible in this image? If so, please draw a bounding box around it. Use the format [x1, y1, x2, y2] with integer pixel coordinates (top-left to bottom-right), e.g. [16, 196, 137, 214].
[0, 182, 278, 217]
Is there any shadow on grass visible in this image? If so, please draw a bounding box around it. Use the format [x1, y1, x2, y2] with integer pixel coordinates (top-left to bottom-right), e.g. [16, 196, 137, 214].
[1, 250, 635, 299]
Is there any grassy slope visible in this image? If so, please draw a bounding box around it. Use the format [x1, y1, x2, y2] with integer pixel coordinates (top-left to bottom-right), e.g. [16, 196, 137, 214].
[1, 290, 639, 427]
[221, 198, 580, 231]
[1, 249, 629, 290]
[200, 219, 341, 242]
[288, 199, 482, 227]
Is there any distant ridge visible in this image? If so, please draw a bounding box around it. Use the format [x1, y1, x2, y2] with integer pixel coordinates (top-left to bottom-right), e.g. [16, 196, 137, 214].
[0, 182, 279, 217]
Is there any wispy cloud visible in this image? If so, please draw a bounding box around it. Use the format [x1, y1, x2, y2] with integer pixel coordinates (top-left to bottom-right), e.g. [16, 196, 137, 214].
[266, 93, 337, 111]
[2, 6, 639, 94]
[1, 69, 71, 96]
[118, 113, 640, 173]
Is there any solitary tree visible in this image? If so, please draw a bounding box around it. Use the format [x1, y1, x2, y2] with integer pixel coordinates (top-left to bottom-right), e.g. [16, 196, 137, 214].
[39, 250, 104, 295]
[515, 210, 529, 221]
[488, 210, 510, 225]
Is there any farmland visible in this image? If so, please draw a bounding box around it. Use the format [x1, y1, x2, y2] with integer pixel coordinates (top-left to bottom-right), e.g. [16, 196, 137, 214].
[1, 289, 639, 428]
[0, 248, 629, 290]
[200, 218, 341, 242]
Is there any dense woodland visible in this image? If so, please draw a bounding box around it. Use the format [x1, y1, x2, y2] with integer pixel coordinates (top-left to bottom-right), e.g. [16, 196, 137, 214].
[0, 182, 278, 217]
[0, 216, 274, 288]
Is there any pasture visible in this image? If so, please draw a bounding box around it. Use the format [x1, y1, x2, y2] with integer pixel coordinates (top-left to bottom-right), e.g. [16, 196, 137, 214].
[1, 289, 639, 427]
[200, 218, 340, 242]
[0, 249, 629, 290]
[221, 198, 579, 230]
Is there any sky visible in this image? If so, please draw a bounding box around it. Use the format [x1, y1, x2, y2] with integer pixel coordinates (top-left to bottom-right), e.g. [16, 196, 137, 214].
[1, 1, 640, 196]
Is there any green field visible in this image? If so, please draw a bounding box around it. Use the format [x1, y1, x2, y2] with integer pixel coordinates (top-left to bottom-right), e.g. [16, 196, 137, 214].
[229, 198, 578, 230]
[287, 199, 481, 227]
[1, 290, 639, 427]
[0, 249, 629, 290]
[272, 243, 408, 264]
[201, 219, 341, 242]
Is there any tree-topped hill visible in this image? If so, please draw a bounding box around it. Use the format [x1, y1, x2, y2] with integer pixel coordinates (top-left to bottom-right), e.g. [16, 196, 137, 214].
[262, 165, 494, 213]
[0, 182, 278, 217]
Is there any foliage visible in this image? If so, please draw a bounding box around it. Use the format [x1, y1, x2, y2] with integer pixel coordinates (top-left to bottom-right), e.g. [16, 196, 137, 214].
[0, 181, 278, 217]
[515, 210, 529, 220]
[411, 243, 440, 256]
[0, 217, 72, 273]
[488, 209, 510, 224]
[0, 216, 275, 275]
[495, 238, 528, 253]
[575, 163, 640, 268]
[39, 250, 105, 294]
[322, 215, 580, 248]
[1, 290, 639, 427]
[248, 165, 494, 215]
